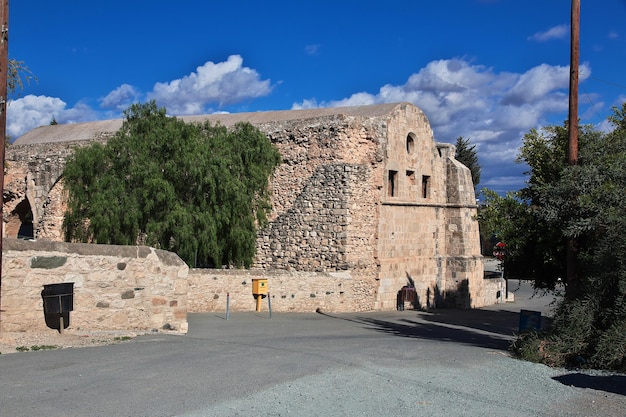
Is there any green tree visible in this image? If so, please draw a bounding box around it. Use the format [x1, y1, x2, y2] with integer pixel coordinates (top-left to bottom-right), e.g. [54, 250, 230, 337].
[454, 136, 481, 190]
[63, 101, 282, 268]
[481, 103, 626, 370]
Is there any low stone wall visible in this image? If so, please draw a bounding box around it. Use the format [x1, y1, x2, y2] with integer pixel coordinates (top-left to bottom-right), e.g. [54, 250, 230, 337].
[187, 268, 374, 313]
[187, 266, 499, 313]
[1, 239, 501, 335]
[0, 239, 189, 333]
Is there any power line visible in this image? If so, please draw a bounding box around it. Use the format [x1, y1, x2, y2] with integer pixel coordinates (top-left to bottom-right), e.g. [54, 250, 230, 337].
[588, 76, 626, 91]
[579, 82, 606, 125]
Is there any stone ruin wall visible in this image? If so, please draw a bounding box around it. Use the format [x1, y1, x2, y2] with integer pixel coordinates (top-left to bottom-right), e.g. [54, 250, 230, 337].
[4, 138, 110, 241]
[251, 115, 386, 309]
[1, 239, 188, 333]
[3, 115, 389, 313]
[2, 104, 492, 316]
[373, 105, 483, 309]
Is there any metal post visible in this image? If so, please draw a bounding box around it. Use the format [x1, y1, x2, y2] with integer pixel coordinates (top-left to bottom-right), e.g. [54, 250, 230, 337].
[226, 292, 230, 320]
[268, 292, 272, 319]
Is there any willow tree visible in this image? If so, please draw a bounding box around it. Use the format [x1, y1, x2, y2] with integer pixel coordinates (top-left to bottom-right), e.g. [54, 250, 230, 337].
[8, 58, 36, 96]
[63, 101, 281, 268]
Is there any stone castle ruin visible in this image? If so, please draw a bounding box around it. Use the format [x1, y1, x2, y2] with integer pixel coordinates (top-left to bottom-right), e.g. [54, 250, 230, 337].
[4, 102, 491, 318]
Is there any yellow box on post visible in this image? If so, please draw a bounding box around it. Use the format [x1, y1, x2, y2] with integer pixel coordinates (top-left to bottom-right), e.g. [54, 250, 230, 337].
[252, 278, 268, 312]
[252, 278, 268, 295]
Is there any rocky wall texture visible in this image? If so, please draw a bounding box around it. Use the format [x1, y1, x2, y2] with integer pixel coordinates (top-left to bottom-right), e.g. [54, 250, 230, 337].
[4, 139, 107, 241]
[3, 103, 487, 317]
[187, 267, 376, 313]
[0, 239, 189, 333]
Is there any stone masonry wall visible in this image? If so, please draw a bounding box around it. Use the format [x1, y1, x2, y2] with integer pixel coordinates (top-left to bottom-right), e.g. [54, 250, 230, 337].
[3, 103, 487, 317]
[250, 115, 385, 309]
[187, 268, 374, 313]
[4, 139, 108, 241]
[0, 239, 188, 333]
[373, 104, 484, 309]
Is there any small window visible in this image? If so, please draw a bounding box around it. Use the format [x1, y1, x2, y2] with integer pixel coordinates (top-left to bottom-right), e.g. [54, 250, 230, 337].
[388, 170, 398, 197]
[406, 170, 416, 186]
[406, 133, 415, 154]
[422, 175, 430, 198]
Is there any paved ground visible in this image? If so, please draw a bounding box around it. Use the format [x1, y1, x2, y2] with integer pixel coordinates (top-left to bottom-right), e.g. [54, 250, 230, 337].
[0, 280, 624, 417]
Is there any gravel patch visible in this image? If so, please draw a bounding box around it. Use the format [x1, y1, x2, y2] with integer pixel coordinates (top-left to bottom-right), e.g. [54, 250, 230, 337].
[181, 351, 626, 417]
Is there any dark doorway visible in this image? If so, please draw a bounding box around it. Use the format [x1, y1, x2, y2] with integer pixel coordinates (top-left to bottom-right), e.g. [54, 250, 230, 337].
[13, 199, 35, 240]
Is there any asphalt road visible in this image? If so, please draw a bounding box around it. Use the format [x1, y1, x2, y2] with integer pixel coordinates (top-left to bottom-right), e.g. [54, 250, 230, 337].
[1, 280, 624, 417]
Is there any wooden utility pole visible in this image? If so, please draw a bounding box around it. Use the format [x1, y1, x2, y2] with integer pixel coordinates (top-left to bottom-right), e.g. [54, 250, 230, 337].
[0, 0, 7, 332]
[566, 0, 580, 296]
[568, 0, 580, 165]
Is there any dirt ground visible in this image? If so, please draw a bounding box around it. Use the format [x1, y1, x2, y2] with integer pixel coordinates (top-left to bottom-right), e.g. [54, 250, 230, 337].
[0, 329, 148, 355]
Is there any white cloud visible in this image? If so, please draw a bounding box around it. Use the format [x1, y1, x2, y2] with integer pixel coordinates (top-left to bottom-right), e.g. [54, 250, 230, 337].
[501, 63, 576, 106]
[147, 55, 273, 115]
[7, 95, 65, 139]
[100, 84, 141, 111]
[8, 55, 275, 138]
[529, 25, 569, 42]
[292, 58, 592, 193]
[7, 95, 98, 140]
[305, 44, 321, 55]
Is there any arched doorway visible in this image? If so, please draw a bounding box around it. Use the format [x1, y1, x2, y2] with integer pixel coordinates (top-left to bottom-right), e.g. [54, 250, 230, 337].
[9, 199, 35, 240]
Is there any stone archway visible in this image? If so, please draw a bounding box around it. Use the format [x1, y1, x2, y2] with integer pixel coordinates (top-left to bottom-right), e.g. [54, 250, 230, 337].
[6, 199, 34, 239]
[38, 177, 67, 241]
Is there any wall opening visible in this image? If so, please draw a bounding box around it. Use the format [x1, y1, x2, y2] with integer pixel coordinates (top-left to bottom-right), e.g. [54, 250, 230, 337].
[11, 199, 35, 239]
[388, 170, 398, 197]
[406, 170, 416, 189]
[406, 133, 416, 154]
[422, 175, 430, 198]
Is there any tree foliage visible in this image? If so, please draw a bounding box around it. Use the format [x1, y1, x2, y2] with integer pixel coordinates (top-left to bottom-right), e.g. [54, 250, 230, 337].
[454, 136, 481, 190]
[480, 103, 626, 371]
[63, 101, 282, 268]
[8, 58, 36, 97]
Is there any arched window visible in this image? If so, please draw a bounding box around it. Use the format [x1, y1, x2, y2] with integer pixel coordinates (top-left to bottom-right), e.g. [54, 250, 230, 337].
[406, 133, 416, 154]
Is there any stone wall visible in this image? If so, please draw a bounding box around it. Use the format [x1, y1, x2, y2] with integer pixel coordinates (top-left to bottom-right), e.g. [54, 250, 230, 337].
[3, 103, 487, 316]
[187, 265, 501, 314]
[4, 139, 107, 241]
[0, 239, 188, 333]
[187, 268, 372, 313]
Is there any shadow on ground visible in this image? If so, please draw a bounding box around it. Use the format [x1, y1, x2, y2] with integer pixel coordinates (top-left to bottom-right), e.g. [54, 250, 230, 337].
[318, 307, 545, 351]
[553, 373, 626, 396]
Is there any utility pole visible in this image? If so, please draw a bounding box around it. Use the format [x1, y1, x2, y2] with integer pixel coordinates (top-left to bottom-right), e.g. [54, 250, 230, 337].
[0, 0, 8, 333]
[568, 0, 579, 165]
[566, 0, 580, 297]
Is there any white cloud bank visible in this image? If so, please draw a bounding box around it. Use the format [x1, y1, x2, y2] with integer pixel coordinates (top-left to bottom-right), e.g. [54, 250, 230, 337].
[8, 55, 273, 140]
[146, 54, 272, 115]
[99, 84, 141, 112]
[6, 55, 599, 193]
[292, 58, 592, 192]
[7, 95, 98, 139]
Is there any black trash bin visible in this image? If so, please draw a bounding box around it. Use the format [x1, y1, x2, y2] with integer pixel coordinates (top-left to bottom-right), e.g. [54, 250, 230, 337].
[42, 282, 74, 314]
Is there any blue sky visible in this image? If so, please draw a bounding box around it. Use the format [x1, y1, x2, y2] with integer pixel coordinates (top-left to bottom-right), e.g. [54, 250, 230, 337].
[8, 0, 626, 194]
